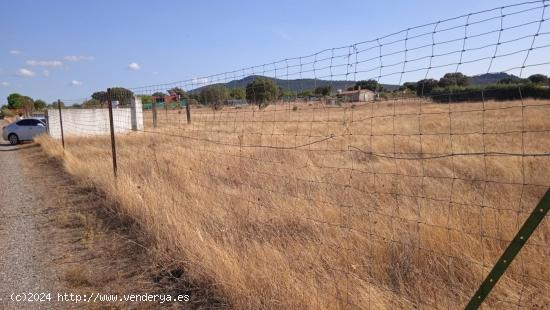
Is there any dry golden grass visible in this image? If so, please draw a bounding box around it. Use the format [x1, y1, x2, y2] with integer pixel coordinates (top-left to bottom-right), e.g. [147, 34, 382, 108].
[36, 99, 550, 309]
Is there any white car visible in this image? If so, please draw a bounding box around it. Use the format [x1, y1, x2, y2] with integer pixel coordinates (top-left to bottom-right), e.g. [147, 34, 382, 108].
[2, 118, 47, 145]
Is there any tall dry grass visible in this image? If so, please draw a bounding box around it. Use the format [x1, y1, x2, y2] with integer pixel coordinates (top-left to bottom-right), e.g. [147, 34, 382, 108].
[36, 99, 550, 309]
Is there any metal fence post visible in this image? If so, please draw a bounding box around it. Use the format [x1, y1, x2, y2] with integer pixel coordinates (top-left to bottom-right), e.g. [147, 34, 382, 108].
[44, 109, 49, 135]
[107, 88, 118, 178]
[466, 188, 550, 309]
[57, 99, 65, 149]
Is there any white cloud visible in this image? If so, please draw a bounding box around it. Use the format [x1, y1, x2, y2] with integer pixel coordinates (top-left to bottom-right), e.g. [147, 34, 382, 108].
[153, 71, 159, 75]
[16, 68, 36, 77]
[9, 49, 21, 55]
[128, 62, 140, 71]
[26, 60, 63, 67]
[64, 55, 94, 61]
[1, 81, 9, 87]
[43, 70, 50, 77]
[71, 80, 83, 86]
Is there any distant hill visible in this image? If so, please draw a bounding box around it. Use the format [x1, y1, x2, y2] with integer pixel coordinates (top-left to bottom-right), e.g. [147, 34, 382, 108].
[468, 72, 521, 85]
[188, 73, 519, 94]
[190, 75, 399, 93]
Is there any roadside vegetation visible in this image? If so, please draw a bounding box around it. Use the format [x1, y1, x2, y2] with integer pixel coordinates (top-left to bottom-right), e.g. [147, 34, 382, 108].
[35, 98, 550, 309]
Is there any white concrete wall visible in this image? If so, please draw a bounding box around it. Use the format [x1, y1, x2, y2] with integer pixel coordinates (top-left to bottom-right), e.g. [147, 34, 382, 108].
[47, 97, 143, 139]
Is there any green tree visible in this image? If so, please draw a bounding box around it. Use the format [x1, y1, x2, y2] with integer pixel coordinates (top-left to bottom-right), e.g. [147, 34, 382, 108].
[22, 96, 34, 115]
[91, 91, 107, 102]
[528, 74, 549, 85]
[314, 85, 332, 97]
[354, 79, 382, 92]
[7, 93, 25, 109]
[497, 77, 524, 84]
[152, 92, 166, 102]
[438, 72, 469, 88]
[282, 90, 297, 101]
[298, 90, 313, 98]
[245, 77, 279, 108]
[82, 98, 102, 108]
[416, 79, 439, 96]
[168, 87, 188, 99]
[402, 82, 417, 92]
[138, 95, 153, 105]
[199, 85, 228, 109]
[51, 101, 65, 109]
[1, 105, 13, 117]
[109, 87, 134, 106]
[229, 88, 246, 100]
[34, 99, 47, 110]
[91, 91, 108, 107]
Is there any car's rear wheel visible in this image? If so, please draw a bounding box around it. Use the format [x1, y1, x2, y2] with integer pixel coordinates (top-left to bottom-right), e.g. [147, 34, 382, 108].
[8, 134, 19, 145]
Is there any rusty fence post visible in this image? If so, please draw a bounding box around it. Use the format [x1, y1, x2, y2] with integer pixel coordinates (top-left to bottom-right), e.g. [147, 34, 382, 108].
[185, 98, 191, 124]
[152, 99, 158, 128]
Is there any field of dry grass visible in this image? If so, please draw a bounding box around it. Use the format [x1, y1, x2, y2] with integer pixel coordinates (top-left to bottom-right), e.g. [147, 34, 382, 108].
[36, 99, 550, 309]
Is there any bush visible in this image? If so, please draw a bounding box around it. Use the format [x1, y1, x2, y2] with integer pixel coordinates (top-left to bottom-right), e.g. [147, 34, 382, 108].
[245, 78, 279, 108]
[1, 106, 14, 117]
[429, 84, 550, 103]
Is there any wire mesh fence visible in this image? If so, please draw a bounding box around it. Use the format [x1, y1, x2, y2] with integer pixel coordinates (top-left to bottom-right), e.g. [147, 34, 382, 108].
[49, 1, 550, 308]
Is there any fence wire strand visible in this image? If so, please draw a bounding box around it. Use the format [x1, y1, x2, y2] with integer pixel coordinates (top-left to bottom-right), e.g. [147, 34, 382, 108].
[48, 1, 550, 309]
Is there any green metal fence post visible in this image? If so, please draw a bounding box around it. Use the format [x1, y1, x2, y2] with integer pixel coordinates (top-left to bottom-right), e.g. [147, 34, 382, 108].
[465, 188, 550, 309]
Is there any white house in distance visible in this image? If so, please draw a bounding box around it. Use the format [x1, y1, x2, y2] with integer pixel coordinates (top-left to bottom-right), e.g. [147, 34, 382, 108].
[337, 88, 375, 102]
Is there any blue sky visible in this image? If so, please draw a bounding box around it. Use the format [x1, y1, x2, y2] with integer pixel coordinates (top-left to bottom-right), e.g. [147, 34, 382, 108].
[1, 0, 549, 104]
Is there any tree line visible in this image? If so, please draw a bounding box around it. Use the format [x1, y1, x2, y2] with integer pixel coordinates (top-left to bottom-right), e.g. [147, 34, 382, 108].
[1, 93, 50, 117]
[401, 73, 550, 102]
[140, 77, 287, 109]
[2, 73, 548, 117]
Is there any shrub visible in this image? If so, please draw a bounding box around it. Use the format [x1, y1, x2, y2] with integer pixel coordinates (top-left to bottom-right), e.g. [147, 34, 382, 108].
[429, 84, 550, 103]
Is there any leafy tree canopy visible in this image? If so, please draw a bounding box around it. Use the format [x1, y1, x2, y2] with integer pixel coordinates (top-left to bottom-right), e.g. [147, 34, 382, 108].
[50, 101, 65, 108]
[82, 98, 102, 108]
[354, 79, 382, 92]
[229, 88, 246, 100]
[298, 90, 313, 97]
[402, 82, 417, 91]
[34, 99, 47, 110]
[415, 79, 439, 96]
[91, 91, 108, 103]
[199, 85, 228, 108]
[168, 87, 188, 99]
[497, 77, 525, 84]
[7, 93, 25, 109]
[314, 85, 332, 96]
[528, 74, 548, 85]
[152, 92, 166, 102]
[109, 87, 134, 105]
[138, 95, 153, 104]
[245, 77, 279, 108]
[438, 72, 469, 88]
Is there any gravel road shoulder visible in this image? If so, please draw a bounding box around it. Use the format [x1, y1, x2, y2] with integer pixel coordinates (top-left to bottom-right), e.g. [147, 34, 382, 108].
[0, 140, 64, 309]
[0, 127, 205, 309]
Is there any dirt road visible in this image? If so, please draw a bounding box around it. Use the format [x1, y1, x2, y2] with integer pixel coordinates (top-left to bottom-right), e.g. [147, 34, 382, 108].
[0, 125, 204, 309]
[0, 140, 63, 309]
